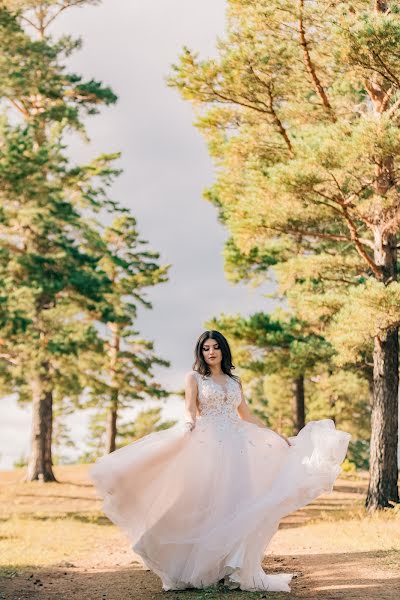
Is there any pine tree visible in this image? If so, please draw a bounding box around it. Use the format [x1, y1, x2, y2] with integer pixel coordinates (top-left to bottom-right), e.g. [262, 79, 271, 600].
[81, 215, 170, 455]
[0, 3, 136, 480]
[169, 0, 400, 509]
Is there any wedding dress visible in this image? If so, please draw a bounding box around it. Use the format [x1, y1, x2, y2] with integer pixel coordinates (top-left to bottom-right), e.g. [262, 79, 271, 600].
[90, 371, 351, 592]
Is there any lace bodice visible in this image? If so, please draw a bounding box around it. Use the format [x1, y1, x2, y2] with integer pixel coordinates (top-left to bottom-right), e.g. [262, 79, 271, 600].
[192, 371, 242, 422]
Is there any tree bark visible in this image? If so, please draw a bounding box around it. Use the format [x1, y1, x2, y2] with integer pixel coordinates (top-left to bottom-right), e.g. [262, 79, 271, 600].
[105, 323, 120, 454]
[328, 395, 337, 425]
[365, 2, 400, 504]
[105, 401, 118, 454]
[366, 232, 399, 509]
[24, 375, 57, 482]
[366, 331, 399, 509]
[292, 375, 305, 434]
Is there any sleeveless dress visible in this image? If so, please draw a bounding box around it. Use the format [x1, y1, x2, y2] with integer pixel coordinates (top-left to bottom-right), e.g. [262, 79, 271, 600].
[89, 371, 351, 592]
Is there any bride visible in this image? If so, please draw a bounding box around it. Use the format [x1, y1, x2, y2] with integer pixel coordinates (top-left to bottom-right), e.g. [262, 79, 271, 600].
[90, 329, 351, 592]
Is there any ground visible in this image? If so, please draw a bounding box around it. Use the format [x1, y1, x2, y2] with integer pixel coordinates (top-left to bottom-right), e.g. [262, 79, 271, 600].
[0, 465, 399, 599]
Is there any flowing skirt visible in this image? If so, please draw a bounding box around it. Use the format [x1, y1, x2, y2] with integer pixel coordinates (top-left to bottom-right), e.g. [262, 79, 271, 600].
[89, 416, 351, 592]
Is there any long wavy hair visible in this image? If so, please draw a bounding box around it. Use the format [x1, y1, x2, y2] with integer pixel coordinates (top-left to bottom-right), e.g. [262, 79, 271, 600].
[192, 330, 240, 382]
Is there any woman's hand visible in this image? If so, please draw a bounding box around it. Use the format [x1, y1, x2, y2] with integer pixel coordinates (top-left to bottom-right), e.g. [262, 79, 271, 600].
[183, 421, 195, 433]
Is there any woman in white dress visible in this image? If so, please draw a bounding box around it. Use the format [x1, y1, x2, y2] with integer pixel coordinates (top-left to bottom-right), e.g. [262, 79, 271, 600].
[90, 330, 351, 593]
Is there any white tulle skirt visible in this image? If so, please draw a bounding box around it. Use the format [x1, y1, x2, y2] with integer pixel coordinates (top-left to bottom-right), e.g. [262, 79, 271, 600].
[89, 416, 351, 592]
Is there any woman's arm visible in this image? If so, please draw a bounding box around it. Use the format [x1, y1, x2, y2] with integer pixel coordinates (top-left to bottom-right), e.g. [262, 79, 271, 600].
[184, 372, 198, 431]
[236, 381, 292, 446]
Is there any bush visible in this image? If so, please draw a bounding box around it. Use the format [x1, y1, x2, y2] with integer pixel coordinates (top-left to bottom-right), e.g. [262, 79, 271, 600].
[346, 439, 370, 471]
[13, 454, 28, 468]
[341, 458, 357, 474]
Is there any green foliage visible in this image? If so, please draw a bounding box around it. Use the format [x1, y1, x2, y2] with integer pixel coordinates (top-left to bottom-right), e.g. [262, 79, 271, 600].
[262, 373, 295, 435]
[207, 310, 336, 433]
[0, 5, 121, 399]
[307, 371, 372, 454]
[80, 215, 171, 423]
[117, 407, 177, 446]
[329, 280, 400, 365]
[0, 2, 170, 462]
[208, 309, 372, 445]
[169, 0, 400, 367]
[341, 458, 357, 474]
[347, 440, 370, 471]
[208, 311, 333, 379]
[170, 4, 400, 496]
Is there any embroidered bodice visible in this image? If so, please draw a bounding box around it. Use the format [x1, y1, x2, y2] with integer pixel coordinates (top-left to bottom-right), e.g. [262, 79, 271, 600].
[193, 371, 242, 422]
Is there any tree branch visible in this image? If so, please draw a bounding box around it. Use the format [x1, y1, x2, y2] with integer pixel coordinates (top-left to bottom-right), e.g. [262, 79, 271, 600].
[371, 50, 400, 89]
[8, 99, 30, 118]
[244, 63, 294, 156]
[298, 0, 336, 122]
[339, 207, 382, 278]
[0, 354, 18, 366]
[260, 223, 353, 243]
[265, 87, 294, 157]
[319, 170, 381, 272]
[386, 94, 400, 119]
[44, 1, 92, 30]
[208, 84, 270, 116]
[19, 15, 39, 31]
[259, 220, 377, 260]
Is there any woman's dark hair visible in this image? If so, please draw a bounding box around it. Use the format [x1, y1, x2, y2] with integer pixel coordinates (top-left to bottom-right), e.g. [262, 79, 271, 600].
[192, 330, 240, 382]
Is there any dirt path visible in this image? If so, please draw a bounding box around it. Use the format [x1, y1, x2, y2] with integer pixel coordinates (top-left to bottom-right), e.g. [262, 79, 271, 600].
[1, 470, 399, 599]
[3, 545, 399, 600]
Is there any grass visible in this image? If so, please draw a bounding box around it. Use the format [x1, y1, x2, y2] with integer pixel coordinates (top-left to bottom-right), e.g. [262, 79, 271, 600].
[0, 464, 118, 576]
[0, 512, 116, 573]
[161, 582, 280, 599]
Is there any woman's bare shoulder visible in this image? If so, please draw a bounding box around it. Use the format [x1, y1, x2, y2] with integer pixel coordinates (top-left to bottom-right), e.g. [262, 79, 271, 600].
[185, 370, 198, 384]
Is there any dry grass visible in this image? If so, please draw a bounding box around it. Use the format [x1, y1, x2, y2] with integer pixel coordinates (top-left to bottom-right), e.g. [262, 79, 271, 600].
[0, 464, 117, 573]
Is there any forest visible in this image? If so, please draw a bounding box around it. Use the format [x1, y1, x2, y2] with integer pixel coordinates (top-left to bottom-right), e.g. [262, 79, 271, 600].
[0, 0, 399, 515]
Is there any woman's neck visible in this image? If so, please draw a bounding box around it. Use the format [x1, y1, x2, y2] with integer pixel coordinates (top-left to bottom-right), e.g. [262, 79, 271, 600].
[209, 365, 223, 377]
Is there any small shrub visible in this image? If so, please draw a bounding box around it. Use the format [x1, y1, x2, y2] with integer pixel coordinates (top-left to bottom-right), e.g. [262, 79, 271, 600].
[341, 458, 356, 474]
[347, 439, 370, 471]
[13, 454, 28, 468]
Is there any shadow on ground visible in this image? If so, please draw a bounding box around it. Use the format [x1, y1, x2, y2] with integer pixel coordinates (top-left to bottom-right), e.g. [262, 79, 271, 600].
[2, 550, 399, 600]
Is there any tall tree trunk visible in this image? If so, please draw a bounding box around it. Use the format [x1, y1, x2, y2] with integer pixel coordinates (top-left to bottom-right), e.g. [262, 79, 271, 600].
[105, 323, 120, 454]
[291, 375, 305, 433]
[366, 20, 399, 505]
[105, 399, 118, 454]
[24, 375, 56, 482]
[328, 395, 337, 425]
[366, 232, 399, 509]
[367, 330, 399, 509]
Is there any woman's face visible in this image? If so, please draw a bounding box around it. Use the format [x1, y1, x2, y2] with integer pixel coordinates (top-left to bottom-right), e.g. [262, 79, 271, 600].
[202, 337, 222, 367]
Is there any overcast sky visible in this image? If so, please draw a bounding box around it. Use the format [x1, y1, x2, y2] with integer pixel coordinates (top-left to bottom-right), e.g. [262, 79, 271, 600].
[0, 0, 277, 469]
